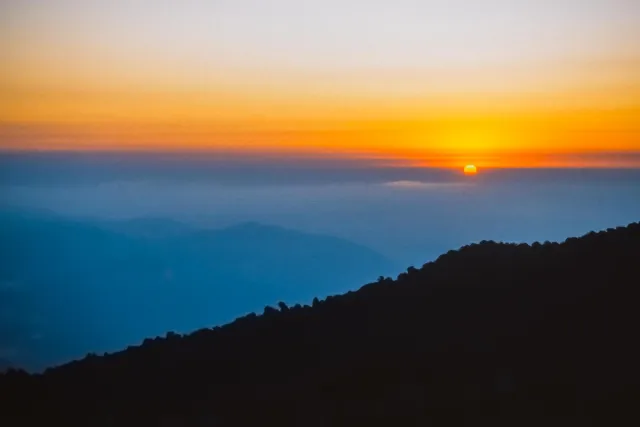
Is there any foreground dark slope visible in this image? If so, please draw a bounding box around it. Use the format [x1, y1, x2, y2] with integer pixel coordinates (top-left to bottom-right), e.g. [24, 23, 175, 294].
[2, 223, 640, 426]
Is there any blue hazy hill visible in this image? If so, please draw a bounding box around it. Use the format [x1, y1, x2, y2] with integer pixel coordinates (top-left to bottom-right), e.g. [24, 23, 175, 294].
[95, 217, 197, 238]
[0, 209, 398, 371]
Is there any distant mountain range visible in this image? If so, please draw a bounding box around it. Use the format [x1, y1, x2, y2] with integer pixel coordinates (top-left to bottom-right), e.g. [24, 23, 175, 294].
[0, 208, 397, 371]
[96, 217, 197, 238]
[2, 221, 638, 426]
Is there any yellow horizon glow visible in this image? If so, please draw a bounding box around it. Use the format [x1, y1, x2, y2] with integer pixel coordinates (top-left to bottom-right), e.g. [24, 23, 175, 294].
[1, 1, 639, 168]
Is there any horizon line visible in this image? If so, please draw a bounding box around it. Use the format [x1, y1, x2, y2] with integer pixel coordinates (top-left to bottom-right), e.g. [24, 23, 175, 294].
[2, 148, 640, 170]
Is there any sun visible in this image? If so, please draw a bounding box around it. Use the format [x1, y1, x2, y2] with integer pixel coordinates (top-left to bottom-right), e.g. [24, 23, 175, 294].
[464, 164, 478, 175]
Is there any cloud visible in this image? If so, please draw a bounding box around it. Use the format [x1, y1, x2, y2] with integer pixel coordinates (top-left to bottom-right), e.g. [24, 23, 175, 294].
[382, 180, 471, 189]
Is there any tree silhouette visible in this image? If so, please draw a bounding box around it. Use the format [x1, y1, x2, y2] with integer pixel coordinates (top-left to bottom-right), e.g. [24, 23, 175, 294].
[277, 301, 289, 312]
[264, 305, 278, 315]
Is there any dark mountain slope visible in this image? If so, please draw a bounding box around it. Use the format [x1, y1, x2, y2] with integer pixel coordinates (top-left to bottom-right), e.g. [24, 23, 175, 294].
[2, 222, 640, 426]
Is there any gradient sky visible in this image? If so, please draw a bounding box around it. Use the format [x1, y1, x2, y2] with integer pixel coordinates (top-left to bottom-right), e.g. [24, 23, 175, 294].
[1, 0, 639, 167]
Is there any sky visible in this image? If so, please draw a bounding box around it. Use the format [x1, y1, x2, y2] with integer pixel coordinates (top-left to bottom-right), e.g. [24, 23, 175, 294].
[1, 0, 640, 167]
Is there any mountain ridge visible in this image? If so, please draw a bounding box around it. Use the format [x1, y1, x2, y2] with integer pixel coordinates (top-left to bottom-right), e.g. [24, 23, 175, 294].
[2, 222, 639, 426]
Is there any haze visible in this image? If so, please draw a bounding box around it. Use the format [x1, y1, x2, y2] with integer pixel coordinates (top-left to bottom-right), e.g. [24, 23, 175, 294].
[1, 1, 640, 372]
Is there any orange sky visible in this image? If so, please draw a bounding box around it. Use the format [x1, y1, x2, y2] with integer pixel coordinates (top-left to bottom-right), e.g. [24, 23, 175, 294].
[1, 0, 639, 168]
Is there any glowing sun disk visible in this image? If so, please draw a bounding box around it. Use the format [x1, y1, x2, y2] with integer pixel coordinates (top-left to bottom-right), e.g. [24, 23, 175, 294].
[464, 164, 478, 175]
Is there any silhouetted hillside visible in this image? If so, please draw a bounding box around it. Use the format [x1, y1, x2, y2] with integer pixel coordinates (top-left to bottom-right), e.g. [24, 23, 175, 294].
[0, 210, 396, 371]
[2, 222, 640, 426]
